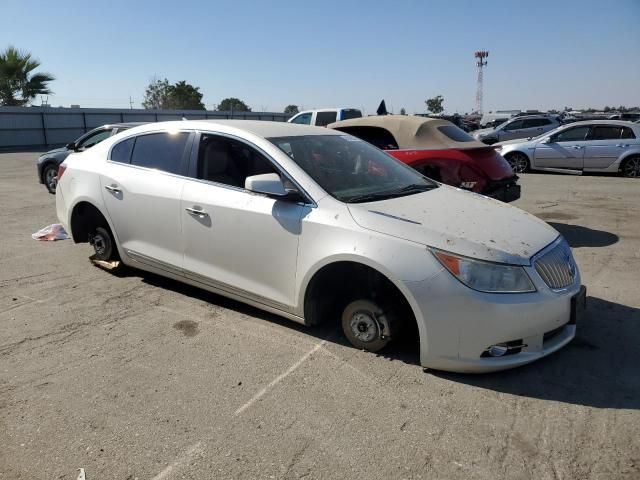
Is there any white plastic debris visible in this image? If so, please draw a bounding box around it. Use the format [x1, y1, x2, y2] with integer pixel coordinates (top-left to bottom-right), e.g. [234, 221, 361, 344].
[31, 223, 69, 241]
[77, 468, 86, 480]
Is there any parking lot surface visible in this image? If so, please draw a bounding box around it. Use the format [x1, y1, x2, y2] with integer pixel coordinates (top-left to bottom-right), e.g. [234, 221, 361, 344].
[1, 151, 639, 479]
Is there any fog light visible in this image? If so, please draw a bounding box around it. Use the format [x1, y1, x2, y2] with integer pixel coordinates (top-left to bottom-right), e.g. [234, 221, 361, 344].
[487, 344, 509, 357]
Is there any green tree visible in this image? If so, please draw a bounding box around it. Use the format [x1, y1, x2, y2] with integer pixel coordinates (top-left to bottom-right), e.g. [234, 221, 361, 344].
[164, 81, 204, 110]
[400, 107, 406, 115]
[0, 46, 54, 106]
[218, 97, 251, 112]
[425, 95, 444, 114]
[284, 104, 299, 115]
[142, 77, 170, 109]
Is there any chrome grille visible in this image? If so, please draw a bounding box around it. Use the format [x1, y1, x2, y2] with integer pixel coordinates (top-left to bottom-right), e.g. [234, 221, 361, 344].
[534, 241, 576, 289]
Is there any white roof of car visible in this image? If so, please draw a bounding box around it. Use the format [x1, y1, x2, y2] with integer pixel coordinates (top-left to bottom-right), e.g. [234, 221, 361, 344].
[123, 120, 343, 138]
[562, 119, 638, 127]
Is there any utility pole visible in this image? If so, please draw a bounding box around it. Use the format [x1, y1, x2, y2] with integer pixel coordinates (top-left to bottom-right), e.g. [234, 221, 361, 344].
[474, 50, 489, 114]
[129, 96, 134, 109]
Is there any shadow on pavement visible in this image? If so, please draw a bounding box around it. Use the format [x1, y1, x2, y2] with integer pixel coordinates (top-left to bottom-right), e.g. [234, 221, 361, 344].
[109, 265, 638, 409]
[548, 222, 619, 248]
[434, 297, 640, 410]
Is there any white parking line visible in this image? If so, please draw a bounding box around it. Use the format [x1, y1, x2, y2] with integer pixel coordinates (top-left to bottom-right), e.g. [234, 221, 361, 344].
[150, 442, 204, 480]
[234, 338, 329, 416]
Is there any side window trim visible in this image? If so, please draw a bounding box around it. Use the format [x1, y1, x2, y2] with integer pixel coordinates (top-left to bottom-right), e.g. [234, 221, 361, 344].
[187, 130, 316, 205]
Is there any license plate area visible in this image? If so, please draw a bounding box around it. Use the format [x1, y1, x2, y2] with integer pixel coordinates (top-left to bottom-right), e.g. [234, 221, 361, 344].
[570, 285, 587, 325]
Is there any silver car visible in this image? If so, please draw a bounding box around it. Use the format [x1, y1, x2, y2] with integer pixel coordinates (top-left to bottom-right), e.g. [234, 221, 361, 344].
[473, 115, 561, 144]
[497, 120, 640, 177]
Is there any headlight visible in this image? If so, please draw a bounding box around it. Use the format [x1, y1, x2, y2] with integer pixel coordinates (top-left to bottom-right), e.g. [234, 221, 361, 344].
[431, 249, 536, 293]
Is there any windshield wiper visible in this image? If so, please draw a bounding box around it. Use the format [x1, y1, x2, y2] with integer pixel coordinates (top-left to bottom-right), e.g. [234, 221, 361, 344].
[346, 184, 437, 203]
[396, 183, 438, 193]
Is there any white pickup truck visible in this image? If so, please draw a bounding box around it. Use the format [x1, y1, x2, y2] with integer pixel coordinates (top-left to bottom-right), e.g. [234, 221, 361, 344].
[288, 108, 362, 127]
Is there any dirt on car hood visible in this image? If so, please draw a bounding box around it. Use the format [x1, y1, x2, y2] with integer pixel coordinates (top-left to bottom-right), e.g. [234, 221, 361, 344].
[347, 186, 558, 265]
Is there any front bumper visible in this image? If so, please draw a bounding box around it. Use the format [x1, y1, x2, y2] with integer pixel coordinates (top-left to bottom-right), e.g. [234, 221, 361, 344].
[405, 259, 582, 373]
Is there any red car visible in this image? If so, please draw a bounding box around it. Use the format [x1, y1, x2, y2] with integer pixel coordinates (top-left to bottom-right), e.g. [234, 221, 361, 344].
[328, 115, 520, 202]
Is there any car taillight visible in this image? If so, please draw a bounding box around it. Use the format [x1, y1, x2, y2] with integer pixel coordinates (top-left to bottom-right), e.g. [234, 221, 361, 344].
[57, 163, 67, 181]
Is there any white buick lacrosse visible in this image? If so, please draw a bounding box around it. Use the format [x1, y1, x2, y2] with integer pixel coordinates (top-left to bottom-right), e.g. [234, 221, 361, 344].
[56, 120, 585, 373]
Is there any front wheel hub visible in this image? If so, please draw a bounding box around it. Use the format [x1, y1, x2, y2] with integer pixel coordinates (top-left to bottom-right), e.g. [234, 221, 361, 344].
[349, 311, 379, 343]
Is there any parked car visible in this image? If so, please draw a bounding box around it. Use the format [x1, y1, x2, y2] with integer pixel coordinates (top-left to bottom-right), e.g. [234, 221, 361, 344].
[288, 108, 362, 127]
[328, 115, 520, 202]
[37, 123, 142, 193]
[473, 115, 561, 145]
[497, 120, 640, 177]
[608, 112, 640, 122]
[56, 120, 585, 373]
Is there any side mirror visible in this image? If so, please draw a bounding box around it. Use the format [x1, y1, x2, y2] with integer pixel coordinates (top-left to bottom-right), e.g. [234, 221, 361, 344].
[541, 137, 552, 144]
[66, 142, 76, 151]
[245, 173, 303, 201]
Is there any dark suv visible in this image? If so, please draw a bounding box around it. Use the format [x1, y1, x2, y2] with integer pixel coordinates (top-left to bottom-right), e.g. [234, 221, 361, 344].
[37, 123, 143, 193]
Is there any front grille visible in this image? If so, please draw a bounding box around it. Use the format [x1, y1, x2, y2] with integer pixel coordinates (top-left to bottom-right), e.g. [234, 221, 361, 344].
[535, 240, 576, 289]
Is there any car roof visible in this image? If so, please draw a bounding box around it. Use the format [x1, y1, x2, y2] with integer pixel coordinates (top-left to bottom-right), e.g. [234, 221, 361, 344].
[295, 108, 360, 114]
[121, 120, 344, 138]
[559, 120, 638, 127]
[507, 115, 558, 121]
[328, 115, 488, 150]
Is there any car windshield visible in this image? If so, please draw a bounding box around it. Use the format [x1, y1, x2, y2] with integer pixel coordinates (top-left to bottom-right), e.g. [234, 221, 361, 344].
[269, 134, 438, 203]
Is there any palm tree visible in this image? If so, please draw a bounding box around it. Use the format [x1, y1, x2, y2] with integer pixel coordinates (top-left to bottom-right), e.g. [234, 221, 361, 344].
[0, 46, 54, 106]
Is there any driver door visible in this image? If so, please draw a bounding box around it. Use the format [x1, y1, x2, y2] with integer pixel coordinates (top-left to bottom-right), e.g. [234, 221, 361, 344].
[533, 125, 591, 169]
[181, 133, 306, 311]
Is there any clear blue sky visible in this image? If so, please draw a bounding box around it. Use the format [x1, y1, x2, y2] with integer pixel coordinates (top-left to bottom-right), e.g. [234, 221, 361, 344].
[2, 0, 639, 113]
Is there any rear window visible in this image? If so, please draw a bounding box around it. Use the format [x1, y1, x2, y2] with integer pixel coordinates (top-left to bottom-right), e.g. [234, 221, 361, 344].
[315, 111, 338, 127]
[621, 127, 636, 139]
[340, 109, 362, 121]
[437, 125, 475, 142]
[130, 132, 190, 174]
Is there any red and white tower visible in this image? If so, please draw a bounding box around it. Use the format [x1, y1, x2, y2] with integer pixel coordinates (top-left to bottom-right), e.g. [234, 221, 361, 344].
[474, 50, 489, 114]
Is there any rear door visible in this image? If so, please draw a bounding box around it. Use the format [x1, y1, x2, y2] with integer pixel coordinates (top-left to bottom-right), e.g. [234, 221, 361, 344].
[533, 125, 590, 169]
[583, 125, 633, 170]
[100, 131, 193, 272]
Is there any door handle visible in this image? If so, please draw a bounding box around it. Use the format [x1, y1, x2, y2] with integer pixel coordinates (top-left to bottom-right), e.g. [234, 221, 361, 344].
[185, 207, 209, 217]
[572, 145, 583, 149]
[616, 144, 628, 148]
[104, 184, 121, 193]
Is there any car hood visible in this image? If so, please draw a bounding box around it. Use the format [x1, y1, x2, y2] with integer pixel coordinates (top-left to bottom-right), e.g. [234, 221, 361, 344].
[473, 128, 494, 137]
[347, 186, 558, 265]
[39, 147, 69, 159]
[495, 138, 537, 148]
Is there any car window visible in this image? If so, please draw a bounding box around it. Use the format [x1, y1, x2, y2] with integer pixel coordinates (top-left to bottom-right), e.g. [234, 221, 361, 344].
[195, 134, 277, 188]
[130, 132, 190, 174]
[77, 129, 113, 149]
[552, 126, 590, 142]
[621, 127, 636, 139]
[437, 125, 475, 142]
[110, 137, 135, 163]
[290, 113, 312, 125]
[333, 126, 399, 150]
[269, 135, 437, 203]
[315, 111, 338, 127]
[503, 120, 523, 131]
[340, 109, 362, 120]
[590, 126, 623, 140]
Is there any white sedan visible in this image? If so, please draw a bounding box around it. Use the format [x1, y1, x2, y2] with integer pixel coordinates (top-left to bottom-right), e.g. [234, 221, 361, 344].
[56, 120, 585, 373]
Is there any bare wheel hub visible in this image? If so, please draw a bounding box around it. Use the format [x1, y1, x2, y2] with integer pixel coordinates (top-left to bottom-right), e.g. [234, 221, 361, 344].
[349, 311, 380, 343]
[91, 234, 107, 256]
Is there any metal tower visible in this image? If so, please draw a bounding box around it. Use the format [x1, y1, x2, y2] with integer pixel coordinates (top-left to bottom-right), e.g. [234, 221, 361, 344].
[474, 50, 489, 114]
